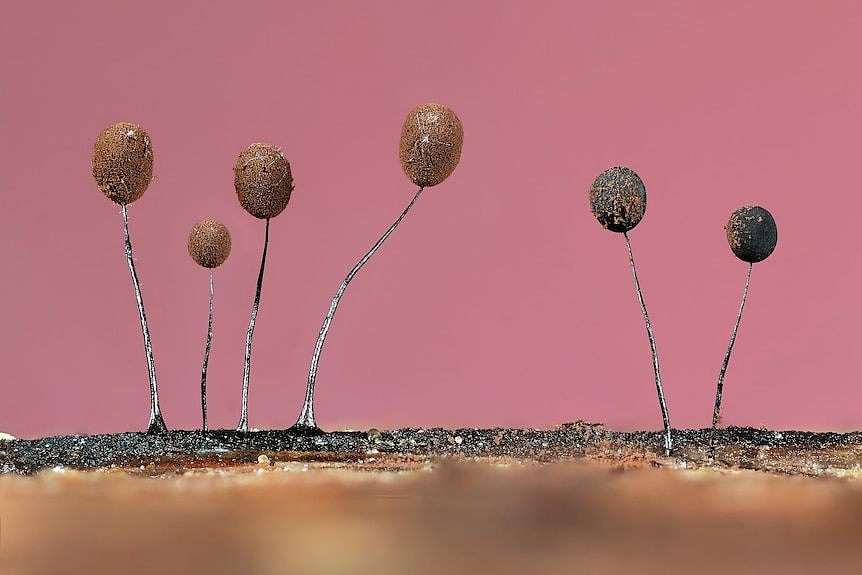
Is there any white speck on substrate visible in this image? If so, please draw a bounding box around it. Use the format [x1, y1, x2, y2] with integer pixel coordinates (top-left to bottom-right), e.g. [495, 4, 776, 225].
[454, 436, 463, 445]
[126, 130, 135, 137]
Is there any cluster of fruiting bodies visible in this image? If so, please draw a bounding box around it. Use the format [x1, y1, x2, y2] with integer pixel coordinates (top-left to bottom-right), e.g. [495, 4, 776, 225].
[589, 167, 777, 454]
[91, 104, 464, 434]
[93, 110, 776, 456]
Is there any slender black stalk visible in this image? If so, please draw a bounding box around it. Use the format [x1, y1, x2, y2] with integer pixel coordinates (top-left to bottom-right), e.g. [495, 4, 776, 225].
[237, 218, 270, 432]
[121, 204, 166, 434]
[623, 232, 672, 455]
[201, 269, 214, 431]
[294, 187, 425, 432]
[709, 262, 752, 460]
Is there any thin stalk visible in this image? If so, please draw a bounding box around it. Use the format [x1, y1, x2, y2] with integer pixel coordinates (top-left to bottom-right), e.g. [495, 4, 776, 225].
[709, 262, 752, 460]
[294, 187, 425, 432]
[237, 218, 270, 432]
[623, 232, 672, 455]
[201, 269, 214, 431]
[121, 204, 166, 434]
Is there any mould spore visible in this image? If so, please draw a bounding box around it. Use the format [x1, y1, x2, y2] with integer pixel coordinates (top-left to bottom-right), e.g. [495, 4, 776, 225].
[188, 219, 232, 431]
[92, 122, 165, 433]
[294, 103, 464, 433]
[399, 103, 464, 187]
[725, 205, 778, 263]
[589, 167, 646, 233]
[188, 219, 232, 269]
[589, 166, 671, 455]
[235, 143, 293, 432]
[234, 143, 294, 219]
[711, 205, 778, 459]
[92, 122, 154, 205]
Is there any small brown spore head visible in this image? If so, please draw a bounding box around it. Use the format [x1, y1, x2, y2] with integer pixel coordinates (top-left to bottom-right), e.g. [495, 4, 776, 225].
[188, 219, 232, 268]
[399, 103, 464, 187]
[234, 143, 294, 219]
[92, 122, 154, 205]
[589, 166, 647, 233]
[725, 205, 777, 263]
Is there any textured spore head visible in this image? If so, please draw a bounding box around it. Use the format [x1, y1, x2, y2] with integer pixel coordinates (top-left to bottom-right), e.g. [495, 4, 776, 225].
[726, 205, 777, 263]
[92, 122, 154, 204]
[399, 103, 464, 187]
[234, 143, 294, 219]
[589, 167, 646, 233]
[188, 219, 232, 268]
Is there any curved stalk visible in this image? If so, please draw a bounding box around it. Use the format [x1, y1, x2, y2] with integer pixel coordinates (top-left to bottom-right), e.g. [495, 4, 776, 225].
[294, 187, 424, 432]
[201, 269, 214, 431]
[709, 262, 752, 460]
[121, 204, 166, 434]
[237, 218, 270, 432]
[623, 232, 672, 455]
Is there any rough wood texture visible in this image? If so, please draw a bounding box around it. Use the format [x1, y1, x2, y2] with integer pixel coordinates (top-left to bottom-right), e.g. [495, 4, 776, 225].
[2, 423, 862, 477]
[2, 426, 862, 574]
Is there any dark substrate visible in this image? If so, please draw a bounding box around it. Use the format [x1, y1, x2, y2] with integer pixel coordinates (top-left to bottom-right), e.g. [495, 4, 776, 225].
[2, 423, 861, 476]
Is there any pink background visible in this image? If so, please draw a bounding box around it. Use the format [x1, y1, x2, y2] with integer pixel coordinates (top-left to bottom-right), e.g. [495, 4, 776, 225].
[1, 1, 860, 437]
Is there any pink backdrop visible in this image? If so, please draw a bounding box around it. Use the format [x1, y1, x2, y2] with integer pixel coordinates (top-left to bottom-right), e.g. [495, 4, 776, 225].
[1, 1, 860, 437]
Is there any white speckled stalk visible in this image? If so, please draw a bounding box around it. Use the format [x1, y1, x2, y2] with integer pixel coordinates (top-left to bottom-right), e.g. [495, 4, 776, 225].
[121, 204, 166, 434]
[710, 262, 752, 460]
[201, 269, 214, 431]
[294, 187, 424, 432]
[624, 232, 672, 455]
[237, 218, 270, 432]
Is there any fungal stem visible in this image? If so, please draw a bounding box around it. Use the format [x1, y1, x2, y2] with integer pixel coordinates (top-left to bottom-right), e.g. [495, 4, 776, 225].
[623, 232, 672, 455]
[709, 262, 752, 460]
[121, 204, 166, 434]
[201, 269, 214, 431]
[237, 218, 270, 432]
[293, 186, 425, 433]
